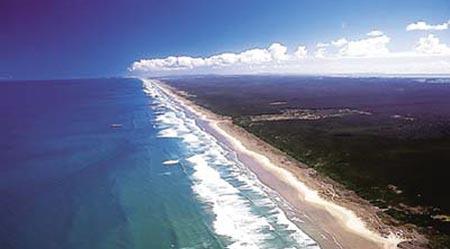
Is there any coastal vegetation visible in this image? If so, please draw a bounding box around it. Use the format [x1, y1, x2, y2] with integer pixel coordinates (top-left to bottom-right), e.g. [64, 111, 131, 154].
[165, 75, 450, 248]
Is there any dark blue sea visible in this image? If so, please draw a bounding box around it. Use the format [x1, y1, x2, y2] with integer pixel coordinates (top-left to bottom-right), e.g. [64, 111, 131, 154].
[0, 78, 318, 249]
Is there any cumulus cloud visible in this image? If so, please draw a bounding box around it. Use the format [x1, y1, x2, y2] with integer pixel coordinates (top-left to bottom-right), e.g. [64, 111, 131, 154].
[367, 30, 384, 36]
[294, 46, 308, 58]
[316, 32, 390, 58]
[316, 42, 330, 48]
[415, 34, 450, 55]
[406, 20, 449, 31]
[231, 48, 272, 64]
[313, 43, 329, 58]
[206, 53, 239, 67]
[339, 34, 390, 57]
[131, 56, 206, 71]
[268, 43, 289, 61]
[130, 30, 450, 76]
[314, 48, 327, 58]
[131, 43, 290, 72]
[331, 38, 348, 47]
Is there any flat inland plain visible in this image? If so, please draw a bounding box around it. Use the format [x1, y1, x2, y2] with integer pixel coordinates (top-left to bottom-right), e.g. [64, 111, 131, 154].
[163, 75, 450, 248]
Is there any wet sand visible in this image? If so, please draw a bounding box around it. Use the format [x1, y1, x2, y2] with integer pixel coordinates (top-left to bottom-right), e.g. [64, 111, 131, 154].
[149, 79, 425, 249]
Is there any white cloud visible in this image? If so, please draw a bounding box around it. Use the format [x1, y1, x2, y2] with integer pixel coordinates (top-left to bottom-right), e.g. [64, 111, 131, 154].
[415, 34, 450, 55]
[323, 32, 390, 58]
[367, 30, 384, 36]
[331, 38, 348, 47]
[316, 42, 329, 48]
[268, 43, 289, 61]
[131, 56, 206, 71]
[314, 48, 327, 58]
[206, 53, 239, 66]
[294, 46, 308, 59]
[337, 33, 391, 57]
[314, 43, 329, 58]
[234, 48, 272, 64]
[406, 21, 449, 31]
[131, 43, 290, 72]
[130, 31, 450, 76]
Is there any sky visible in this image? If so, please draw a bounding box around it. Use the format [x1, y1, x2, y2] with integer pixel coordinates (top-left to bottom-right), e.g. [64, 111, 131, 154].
[1, 0, 450, 79]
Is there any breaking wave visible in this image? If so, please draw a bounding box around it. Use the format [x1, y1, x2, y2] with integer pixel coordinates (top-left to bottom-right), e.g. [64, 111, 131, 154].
[143, 79, 320, 249]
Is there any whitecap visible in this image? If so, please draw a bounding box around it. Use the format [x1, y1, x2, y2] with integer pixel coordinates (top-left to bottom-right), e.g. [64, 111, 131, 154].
[157, 128, 179, 138]
[143, 79, 320, 249]
[162, 159, 179, 165]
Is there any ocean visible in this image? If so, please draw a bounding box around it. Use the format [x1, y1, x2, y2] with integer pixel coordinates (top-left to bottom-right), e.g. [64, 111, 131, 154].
[0, 78, 318, 249]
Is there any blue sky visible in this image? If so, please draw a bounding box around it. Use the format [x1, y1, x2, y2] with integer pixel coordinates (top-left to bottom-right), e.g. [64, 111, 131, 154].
[1, 0, 449, 79]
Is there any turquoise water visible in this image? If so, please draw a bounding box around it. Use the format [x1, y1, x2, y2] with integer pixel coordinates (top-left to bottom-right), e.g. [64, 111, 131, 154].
[0, 78, 318, 249]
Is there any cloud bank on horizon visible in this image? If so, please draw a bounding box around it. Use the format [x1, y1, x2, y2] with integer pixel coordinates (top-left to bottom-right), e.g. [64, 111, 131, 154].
[131, 20, 450, 76]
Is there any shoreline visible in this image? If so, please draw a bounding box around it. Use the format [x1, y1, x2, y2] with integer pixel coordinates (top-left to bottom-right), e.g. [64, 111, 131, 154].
[147, 78, 426, 249]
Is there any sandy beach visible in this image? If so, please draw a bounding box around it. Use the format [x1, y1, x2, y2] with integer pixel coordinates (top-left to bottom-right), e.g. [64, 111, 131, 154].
[149, 79, 426, 249]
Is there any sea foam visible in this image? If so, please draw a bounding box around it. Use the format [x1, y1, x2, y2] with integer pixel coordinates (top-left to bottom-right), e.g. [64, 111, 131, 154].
[143, 79, 320, 249]
[162, 159, 179, 165]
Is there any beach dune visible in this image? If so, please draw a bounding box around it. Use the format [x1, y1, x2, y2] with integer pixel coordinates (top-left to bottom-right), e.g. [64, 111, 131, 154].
[147, 78, 425, 249]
